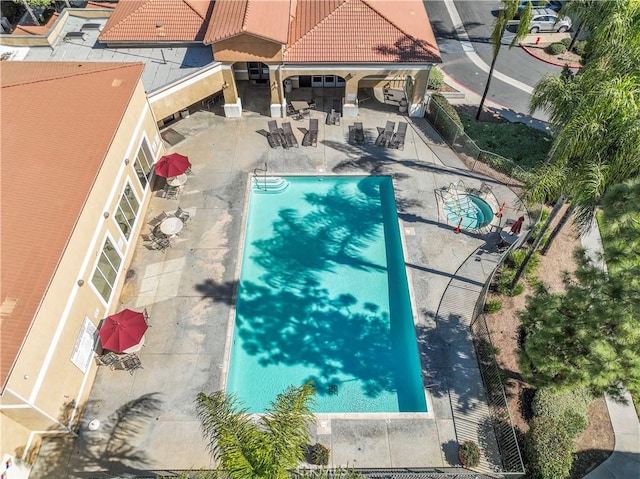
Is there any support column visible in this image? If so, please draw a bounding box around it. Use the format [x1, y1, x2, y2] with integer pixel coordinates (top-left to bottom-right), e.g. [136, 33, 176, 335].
[408, 70, 429, 118]
[269, 66, 285, 118]
[221, 65, 242, 118]
[342, 76, 359, 117]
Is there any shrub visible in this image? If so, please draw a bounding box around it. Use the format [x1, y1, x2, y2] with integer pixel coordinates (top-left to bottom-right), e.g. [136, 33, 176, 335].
[427, 93, 464, 144]
[573, 40, 588, 57]
[545, 42, 567, 55]
[308, 442, 330, 466]
[532, 387, 593, 436]
[560, 37, 571, 48]
[485, 298, 502, 313]
[525, 416, 574, 479]
[495, 268, 516, 295]
[458, 440, 481, 467]
[509, 282, 525, 296]
[428, 67, 445, 90]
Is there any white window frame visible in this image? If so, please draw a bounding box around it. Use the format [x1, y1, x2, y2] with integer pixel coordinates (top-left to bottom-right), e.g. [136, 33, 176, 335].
[133, 137, 154, 189]
[113, 181, 141, 241]
[90, 234, 123, 305]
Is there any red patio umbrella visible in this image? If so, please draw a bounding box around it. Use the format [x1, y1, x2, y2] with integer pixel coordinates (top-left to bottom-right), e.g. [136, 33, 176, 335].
[99, 309, 148, 354]
[154, 153, 191, 178]
[510, 216, 525, 235]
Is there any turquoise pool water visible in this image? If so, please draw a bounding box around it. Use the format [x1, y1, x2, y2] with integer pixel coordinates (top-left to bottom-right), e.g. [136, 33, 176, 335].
[443, 194, 494, 230]
[227, 176, 427, 413]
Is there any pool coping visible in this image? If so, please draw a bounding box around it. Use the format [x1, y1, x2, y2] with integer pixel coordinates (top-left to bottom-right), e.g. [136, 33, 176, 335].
[220, 172, 435, 419]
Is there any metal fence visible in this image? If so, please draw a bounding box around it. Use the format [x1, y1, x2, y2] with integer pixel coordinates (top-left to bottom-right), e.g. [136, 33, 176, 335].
[424, 97, 532, 186]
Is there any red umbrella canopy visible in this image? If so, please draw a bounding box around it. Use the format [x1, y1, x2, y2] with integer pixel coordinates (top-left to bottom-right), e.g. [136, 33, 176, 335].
[99, 309, 148, 354]
[510, 216, 525, 234]
[154, 153, 191, 178]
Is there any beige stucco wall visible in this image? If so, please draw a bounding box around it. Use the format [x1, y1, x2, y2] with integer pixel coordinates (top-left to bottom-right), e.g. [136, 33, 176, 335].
[274, 66, 432, 106]
[1, 79, 162, 462]
[149, 65, 225, 121]
[212, 34, 283, 63]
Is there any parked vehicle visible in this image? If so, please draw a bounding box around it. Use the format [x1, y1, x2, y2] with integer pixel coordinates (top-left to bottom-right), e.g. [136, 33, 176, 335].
[528, 8, 572, 33]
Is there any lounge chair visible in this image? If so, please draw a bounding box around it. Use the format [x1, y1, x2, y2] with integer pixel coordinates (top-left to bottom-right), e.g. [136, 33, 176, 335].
[282, 122, 298, 148]
[375, 121, 395, 147]
[267, 120, 283, 147]
[303, 119, 318, 147]
[390, 122, 407, 150]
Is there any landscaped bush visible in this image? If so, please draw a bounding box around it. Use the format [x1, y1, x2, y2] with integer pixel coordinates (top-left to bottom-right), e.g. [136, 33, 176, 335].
[458, 440, 481, 467]
[308, 442, 330, 466]
[560, 37, 572, 48]
[532, 387, 593, 436]
[495, 268, 516, 296]
[485, 298, 502, 313]
[507, 250, 540, 279]
[428, 67, 445, 90]
[573, 40, 588, 57]
[525, 416, 575, 479]
[545, 42, 567, 55]
[427, 93, 464, 144]
[510, 282, 525, 296]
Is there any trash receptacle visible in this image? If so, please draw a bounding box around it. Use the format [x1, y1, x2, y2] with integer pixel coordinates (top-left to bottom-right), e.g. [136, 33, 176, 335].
[399, 98, 408, 113]
[180, 109, 190, 119]
[284, 79, 292, 93]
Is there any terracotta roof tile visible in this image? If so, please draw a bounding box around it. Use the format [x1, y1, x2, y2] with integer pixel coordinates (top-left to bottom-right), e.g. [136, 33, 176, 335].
[286, 0, 440, 63]
[204, 0, 290, 44]
[11, 13, 59, 35]
[99, 0, 214, 43]
[0, 62, 144, 392]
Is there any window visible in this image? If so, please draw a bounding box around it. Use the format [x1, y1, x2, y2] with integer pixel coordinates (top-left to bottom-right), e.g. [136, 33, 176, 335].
[91, 238, 122, 302]
[133, 139, 153, 188]
[114, 183, 139, 239]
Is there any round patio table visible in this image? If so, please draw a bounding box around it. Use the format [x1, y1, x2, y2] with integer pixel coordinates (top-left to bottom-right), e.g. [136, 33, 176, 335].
[499, 229, 520, 245]
[167, 173, 188, 187]
[160, 217, 184, 236]
[123, 334, 145, 354]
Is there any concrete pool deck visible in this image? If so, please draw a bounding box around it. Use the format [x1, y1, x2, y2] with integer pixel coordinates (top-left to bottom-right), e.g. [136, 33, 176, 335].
[30, 106, 526, 477]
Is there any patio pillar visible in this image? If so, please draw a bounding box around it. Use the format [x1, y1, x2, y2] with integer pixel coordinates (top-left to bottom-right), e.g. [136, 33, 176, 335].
[408, 70, 429, 118]
[342, 75, 359, 117]
[269, 66, 285, 118]
[221, 65, 242, 118]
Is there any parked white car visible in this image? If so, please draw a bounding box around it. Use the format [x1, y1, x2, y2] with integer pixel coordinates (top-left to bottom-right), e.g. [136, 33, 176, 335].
[528, 8, 572, 33]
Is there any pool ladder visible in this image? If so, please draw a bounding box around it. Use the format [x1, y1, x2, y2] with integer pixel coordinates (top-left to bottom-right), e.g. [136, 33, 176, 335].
[252, 165, 289, 193]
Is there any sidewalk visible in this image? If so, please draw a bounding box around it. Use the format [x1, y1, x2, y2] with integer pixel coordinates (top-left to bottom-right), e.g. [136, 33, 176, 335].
[581, 222, 640, 479]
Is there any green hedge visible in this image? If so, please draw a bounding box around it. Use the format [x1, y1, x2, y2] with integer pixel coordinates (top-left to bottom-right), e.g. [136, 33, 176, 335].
[427, 93, 464, 144]
[428, 67, 445, 90]
[532, 387, 592, 436]
[525, 416, 575, 479]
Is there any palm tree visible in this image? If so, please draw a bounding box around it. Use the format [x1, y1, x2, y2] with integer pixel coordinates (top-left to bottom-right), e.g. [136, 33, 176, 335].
[476, 0, 533, 119]
[196, 383, 316, 479]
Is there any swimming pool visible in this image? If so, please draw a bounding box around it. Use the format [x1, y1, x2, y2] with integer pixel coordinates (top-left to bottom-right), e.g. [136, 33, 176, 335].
[227, 176, 427, 413]
[443, 193, 494, 230]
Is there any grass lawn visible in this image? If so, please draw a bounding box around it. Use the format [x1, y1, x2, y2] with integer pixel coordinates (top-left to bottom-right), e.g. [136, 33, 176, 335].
[457, 109, 554, 170]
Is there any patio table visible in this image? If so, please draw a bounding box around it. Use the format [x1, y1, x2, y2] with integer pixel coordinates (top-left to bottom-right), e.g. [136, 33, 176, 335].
[290, 100, 310, 112]
[160, 217, 184, 236]
[167, 173, 188, 187]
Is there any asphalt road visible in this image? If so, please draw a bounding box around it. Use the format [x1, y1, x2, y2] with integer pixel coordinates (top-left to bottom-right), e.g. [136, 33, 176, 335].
[425, 0, 563, 122]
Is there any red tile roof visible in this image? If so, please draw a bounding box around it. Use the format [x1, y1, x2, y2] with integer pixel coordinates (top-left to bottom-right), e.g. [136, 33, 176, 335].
[204, 0, 290, 44]
[286, 0, 440, 63]
[0, 62, 144, 392]
[99, 0, 214, 43]
[11, 12, 59, 35]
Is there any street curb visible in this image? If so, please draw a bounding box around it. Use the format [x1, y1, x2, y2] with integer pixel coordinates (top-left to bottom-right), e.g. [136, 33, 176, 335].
[519, 42, 582, 69]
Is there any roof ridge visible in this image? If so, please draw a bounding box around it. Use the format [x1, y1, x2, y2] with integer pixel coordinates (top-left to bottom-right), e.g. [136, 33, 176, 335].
[360, 0, 431, 52]
[241, 0, 251, 33]
[102, 0, 151, 36]
[287, 0, 347, 50]
[182, 0, 207, 20]
[1, 63, 143, 89]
